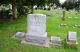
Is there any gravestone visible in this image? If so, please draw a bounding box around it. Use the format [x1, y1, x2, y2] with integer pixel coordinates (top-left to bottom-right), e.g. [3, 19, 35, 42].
[50, 36, 62, 46]
[21, 14, 49, 47]
[46, 12, 52, 16]
[59, 23, 68, 27]
[27, 14, 47, 37]
[12, 32, 25, 39]
[66, 32, 78, 48]
[15, 32, 25, 38]
[73, 24, 80, 28]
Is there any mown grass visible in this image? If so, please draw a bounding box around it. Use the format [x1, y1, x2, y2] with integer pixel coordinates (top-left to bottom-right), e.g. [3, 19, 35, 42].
[0, 10, 80, 52]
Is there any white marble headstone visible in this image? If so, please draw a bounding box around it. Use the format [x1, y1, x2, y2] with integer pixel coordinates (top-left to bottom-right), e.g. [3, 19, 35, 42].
[22, 14, 49, 47]
[68, 32, 77, 40]
[27, 14, 47, 37]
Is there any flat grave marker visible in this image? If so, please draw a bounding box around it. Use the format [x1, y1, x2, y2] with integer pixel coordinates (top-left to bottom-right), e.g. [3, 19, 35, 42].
[50, 36, 62, 46]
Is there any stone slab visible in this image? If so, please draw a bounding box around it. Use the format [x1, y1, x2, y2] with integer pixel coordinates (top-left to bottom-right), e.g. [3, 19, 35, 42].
[21, 35, 50, 47]
[50, 36, 62, 46]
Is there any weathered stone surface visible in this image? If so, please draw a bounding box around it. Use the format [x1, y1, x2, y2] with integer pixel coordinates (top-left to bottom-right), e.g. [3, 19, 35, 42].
[12, 32, 25, 39]
[15, 32, 25, 38]
[50, 36, 62, 46]
[21, 14, 48, 47]
[21, 35, 50, 47]
[66, 32, 78, 48]
[68, 32, 77, 40]
[27, 14, 47, 37]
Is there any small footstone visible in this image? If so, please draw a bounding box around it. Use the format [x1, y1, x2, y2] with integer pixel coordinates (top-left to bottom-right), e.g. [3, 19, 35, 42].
[50, 36, 62, 46]
[12, 32, 25, 39]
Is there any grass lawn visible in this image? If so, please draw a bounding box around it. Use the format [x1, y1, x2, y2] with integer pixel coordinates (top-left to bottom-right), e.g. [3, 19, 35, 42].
[0, 10, 80, 52]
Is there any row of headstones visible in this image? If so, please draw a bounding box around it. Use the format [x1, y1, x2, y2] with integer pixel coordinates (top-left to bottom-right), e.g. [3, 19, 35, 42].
[59, 23, 80, 28]
[46, 10, 65, 16]
[13, 31, 78, 48]
[45, 11, 79, 22]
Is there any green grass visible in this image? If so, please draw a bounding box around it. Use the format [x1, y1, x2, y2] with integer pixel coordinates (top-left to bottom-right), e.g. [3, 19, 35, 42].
[0, 10, 80, 52]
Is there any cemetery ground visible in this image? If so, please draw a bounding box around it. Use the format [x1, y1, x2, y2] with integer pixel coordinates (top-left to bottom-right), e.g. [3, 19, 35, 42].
[0, 10, 80, 52]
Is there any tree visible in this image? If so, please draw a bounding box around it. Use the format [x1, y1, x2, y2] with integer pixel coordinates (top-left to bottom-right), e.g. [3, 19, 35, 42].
[47, 0, 61, 7]
[75, 1, 80, 12]
[61, 1, 75, 11]
[12, 0, 17, 20]
[16, 0, 26, 15]
[37, 0, 46, 8]
[23, 0, 47, 13]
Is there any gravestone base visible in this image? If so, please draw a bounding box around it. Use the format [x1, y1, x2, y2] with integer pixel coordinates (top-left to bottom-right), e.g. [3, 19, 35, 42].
[21, 35, 50, 48]
[67, 42, 78, 48]
[21, 39, 50, 48]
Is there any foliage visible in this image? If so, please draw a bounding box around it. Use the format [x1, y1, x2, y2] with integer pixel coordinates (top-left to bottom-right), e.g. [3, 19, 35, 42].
[61, 1, 75, 11]
[0, 0, 61, 14]
[75, 1, 80, 12]
[47, 0, 61, 7]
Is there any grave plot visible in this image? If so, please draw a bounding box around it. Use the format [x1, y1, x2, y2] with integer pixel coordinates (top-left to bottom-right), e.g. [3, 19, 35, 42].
[21, 14, 49, 47]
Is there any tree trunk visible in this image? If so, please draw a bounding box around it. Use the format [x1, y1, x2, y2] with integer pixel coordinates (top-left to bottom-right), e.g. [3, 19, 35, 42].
[62, 10, 66, 21]
[12, 0, 17, 20]
[31, 4, 34, 14]
[30, 0, 34, 14]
